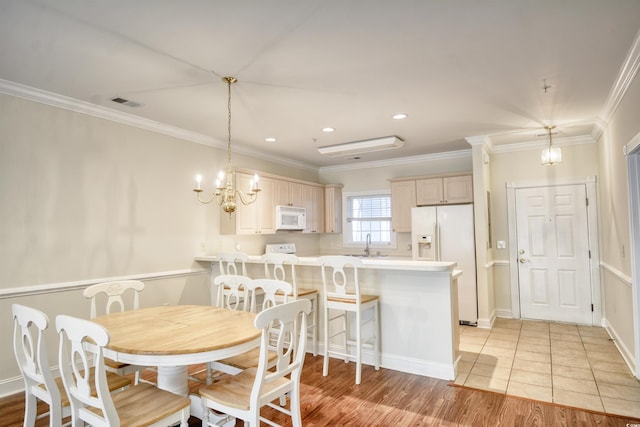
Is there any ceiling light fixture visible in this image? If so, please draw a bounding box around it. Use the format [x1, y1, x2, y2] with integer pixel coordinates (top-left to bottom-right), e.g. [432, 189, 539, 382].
[318, 135, 404, 157]
[540, 125, 561, 165]
[265, 137, 276, 142]
[193, 76, 260, 214]
[322, 127, 335, 133]
[392, 113, 408, 120]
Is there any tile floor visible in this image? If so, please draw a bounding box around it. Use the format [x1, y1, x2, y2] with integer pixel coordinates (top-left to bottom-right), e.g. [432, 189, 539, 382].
[455, 318, 640, 419]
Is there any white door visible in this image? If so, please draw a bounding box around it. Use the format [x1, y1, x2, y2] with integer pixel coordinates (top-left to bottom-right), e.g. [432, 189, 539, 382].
[515, 184, 592, 324]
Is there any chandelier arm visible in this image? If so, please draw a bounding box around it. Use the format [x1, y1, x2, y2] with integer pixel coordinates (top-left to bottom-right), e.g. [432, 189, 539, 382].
[235, 188, 261, 206]
[193, 189, 224, 205]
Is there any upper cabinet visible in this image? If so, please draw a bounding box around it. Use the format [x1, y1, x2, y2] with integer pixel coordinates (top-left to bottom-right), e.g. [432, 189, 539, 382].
[391, 180, 416, 233]
[302, 184, 325, 233]
[390, 173, 473, 233]
[416, 175, 473, 206]
[324, 184, 343, 234]
[232, 173, 276, 235]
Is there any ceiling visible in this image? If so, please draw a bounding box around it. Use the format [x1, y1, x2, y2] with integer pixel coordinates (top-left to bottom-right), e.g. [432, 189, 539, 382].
[1, 0, 640, 168]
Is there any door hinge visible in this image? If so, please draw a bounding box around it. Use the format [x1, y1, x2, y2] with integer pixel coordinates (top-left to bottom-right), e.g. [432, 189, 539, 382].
[591, 304, 594, 312]
[586, 197, 589, 206]
[589, 250, 591, 259]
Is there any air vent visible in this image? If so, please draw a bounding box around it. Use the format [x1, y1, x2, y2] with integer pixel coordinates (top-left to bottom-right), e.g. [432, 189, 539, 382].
[111, 97, 141, 108]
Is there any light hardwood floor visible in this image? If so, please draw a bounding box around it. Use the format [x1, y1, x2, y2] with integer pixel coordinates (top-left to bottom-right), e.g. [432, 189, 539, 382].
[3, 354, 640, 427]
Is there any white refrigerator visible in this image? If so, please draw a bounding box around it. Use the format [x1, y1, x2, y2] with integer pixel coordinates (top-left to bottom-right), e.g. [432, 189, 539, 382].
[411, 205, 478, 325]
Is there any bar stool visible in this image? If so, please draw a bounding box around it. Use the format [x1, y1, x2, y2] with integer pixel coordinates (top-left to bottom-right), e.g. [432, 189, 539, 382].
[262, 252, 319, 356]
[318, 255, 380, 385]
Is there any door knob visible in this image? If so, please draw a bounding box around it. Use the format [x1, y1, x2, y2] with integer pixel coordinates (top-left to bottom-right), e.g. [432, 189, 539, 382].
[519, 258, 527, 263]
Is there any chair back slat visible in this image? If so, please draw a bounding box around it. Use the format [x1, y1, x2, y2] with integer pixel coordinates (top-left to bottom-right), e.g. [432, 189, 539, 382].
[213, 274, 251, 310]
[83, 280, 144, 318]
[261, 253, 298, 297]
[217, 252, 249, 276]
[318, 256, 363, 303]
[246, 278, 293, 313]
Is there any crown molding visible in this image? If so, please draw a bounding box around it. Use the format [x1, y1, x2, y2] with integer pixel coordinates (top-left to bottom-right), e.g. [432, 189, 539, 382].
[490, 134, 595, 154]
[318, 149, 472, 174]
[593, 27, 640, 140]
[0, 78, 319, 173]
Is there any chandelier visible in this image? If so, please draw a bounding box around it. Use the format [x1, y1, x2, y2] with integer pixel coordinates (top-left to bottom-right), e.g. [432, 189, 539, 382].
[194, 76, 260, 214]
[540, 125, 562, 165]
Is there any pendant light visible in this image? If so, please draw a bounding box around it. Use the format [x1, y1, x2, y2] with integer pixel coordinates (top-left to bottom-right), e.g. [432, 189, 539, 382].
[541, 125, 561, 165]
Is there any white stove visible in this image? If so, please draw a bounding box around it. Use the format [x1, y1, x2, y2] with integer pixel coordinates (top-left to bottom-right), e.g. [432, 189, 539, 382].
[265, 243, 296, 254]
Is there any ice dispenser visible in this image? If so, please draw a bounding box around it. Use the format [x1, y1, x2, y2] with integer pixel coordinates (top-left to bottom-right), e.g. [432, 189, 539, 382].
[415, 234, 435, 260]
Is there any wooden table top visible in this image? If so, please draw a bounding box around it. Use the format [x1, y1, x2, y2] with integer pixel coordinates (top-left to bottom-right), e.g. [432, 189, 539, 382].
[92, 305, 259, 356]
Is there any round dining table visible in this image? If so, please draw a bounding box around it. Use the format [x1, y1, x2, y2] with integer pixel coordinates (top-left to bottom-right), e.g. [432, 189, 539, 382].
[91, 305, 260, 397]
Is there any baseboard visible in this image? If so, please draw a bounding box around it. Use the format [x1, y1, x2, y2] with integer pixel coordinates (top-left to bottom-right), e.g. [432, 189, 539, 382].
[322, 343, 456, 380]
[477, 309, 499, 329]
[602, 317, 637, 377]
[0, 375, 26, 398]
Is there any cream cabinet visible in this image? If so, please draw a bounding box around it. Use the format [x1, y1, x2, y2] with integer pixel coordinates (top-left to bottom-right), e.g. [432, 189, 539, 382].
[390, 180, 416, 233]
[324, 184, 343, 234]
[301, 184, 325, 233]
[233, 173, 276, 235]
[416, 175, 472, 205]
[274, 180, 305, 206]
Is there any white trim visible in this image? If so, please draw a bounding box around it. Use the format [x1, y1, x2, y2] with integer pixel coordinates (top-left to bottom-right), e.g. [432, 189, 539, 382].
[492, 260, 510, 267]
[603, 318, 638, 379]
[0, 78, 318, 173]
[600, 262, 633, 287]
[319, 150, 472, 174]
[506, 177, 601, 325]
[0, 268, 208, 299]
[594, 27, 640, 140]
[494, 309, 514, 319]
[491, 135, 596, 154]
[625, 130, 640, 159]
[626, 141, 640, 377]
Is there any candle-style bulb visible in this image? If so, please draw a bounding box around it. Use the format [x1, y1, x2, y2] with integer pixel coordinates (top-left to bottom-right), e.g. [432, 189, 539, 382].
[196, 174, 202, 190]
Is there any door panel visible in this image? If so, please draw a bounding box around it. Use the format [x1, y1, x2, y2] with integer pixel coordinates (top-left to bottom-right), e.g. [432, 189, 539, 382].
[516, 184, 592, 324]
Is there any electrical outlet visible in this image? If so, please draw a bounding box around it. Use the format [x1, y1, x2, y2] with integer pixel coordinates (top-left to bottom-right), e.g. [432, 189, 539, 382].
[497, 240, 506, 249]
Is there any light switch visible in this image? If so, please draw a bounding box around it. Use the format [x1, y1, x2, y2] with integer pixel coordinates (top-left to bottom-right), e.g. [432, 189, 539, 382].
[497, 241, 506, 249]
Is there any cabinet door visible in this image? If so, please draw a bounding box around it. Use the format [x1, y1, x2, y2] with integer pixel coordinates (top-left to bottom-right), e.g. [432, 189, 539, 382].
[416, 177, 444, 205]
[235, 172, 259, 234]
[274, 179, 290, 206]
[305, 185, 324, 233]
[257, 176, 276, 234]
[288, 182, 304, 207]
[391, 180, 416, 232]
[324, 185, 342, 233]
[443, 175, 473, 204]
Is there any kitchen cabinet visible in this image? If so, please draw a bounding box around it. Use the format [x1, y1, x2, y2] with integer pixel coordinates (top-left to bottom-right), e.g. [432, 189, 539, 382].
[324, 184, 343, 234]
[233, 173, 276, 235]
[416, 175, 472, 205]
[275, 180, 304, 206]
[390, 180, 416, 233]
[302, 184, 325, 233]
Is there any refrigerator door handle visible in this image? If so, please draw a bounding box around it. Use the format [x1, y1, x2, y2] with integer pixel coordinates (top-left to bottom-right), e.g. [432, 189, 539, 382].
[436, 223, 441, 261]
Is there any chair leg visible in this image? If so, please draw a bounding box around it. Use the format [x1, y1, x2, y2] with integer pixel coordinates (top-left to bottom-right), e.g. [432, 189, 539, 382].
[290, 386, 303, 427]
[312, 294, 318, 356]
[323, 306, 329, 377]
[374, 301, 381, 371]
[343, 311, 349, 363]
[355, 309, 362, 385]
[23, 392, 36, 427]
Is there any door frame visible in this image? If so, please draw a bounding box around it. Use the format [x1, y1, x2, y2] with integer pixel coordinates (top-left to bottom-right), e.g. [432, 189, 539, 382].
[506, 176, 601, 324]
[626, 133, 640, 377]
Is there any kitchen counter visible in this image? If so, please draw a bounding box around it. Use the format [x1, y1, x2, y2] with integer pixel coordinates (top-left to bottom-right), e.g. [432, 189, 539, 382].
[195, 254, 461, 380]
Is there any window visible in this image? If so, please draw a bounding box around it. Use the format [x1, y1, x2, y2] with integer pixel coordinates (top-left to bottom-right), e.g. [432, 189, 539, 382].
[343, 192, 395, 247]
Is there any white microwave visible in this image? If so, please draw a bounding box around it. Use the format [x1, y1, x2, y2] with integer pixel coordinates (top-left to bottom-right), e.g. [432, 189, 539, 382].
[275, 205, 306, 230]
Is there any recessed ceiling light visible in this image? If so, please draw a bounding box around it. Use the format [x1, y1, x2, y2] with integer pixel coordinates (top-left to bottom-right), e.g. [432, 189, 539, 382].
[322, 127, 335, 133]
[265, 137, 276, 142]
[392, 113, 408, 120]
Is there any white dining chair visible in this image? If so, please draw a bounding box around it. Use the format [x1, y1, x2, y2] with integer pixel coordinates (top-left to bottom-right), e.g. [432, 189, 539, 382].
[199, 299, 311, 427]
[318, 255, 381, 385]
[213, 274, 251, 311]
[55, 314, 191, 427]
[83, 280, 150, 384]
[214, 252, 250, 307]
[208, 278, 292, 380]
[12, 304, 130, 427]
[262, 253, 319, 355]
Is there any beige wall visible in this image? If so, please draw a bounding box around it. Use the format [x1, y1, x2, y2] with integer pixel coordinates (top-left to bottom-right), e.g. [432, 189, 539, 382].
[488, 142, 600, 316]
[596, 71, 640, 366]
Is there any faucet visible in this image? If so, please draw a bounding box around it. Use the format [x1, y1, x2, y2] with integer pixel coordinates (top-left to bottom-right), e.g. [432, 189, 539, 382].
[364, 233, 371, 257]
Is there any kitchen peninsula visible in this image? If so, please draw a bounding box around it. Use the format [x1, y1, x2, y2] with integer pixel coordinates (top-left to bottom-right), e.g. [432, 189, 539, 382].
[195, 255, 461, 380]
